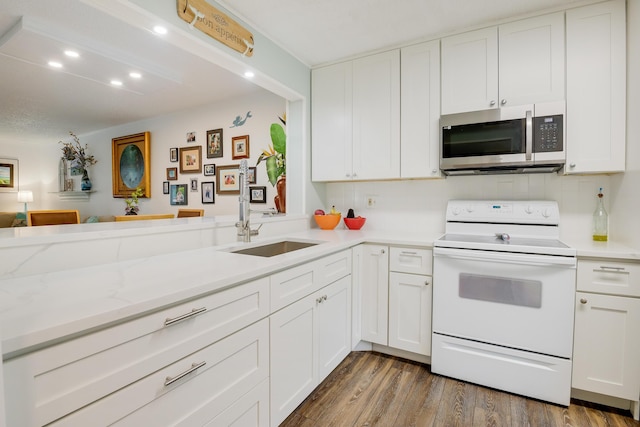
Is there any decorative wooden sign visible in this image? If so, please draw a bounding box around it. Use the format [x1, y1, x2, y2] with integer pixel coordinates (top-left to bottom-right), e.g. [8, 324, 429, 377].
[177, 0, 254, 57]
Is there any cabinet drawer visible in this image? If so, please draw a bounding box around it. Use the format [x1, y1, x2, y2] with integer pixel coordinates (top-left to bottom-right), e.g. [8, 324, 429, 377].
[270, 261, 318, 312]
[50, 319, 269, 426]
[317, 249, 352, 287]
[390, 247, 432, 275]
[4, 278, 269, 427]
[577, 259, 640, 297]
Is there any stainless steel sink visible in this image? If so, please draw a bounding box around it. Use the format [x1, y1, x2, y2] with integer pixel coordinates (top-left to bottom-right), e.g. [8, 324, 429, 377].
[230, 240, 318, 257]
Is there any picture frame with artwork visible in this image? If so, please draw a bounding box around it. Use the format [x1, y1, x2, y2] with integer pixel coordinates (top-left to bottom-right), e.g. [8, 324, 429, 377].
[166, 167, 178, 180]
[186, 131, 196, 143]
[247, 166, 257, 184]
[170, 147, 178, 162]
[231, 135, 250, 160]
[179, 146, 202, 174]
[170, 184, 188, 205]
[0, 158, 18, 193]
[204, 164, 216, 176]
[163, 181, 170, 194]
[216, 164, 240, 194]
[206, 128, 223, 158]
[112, 132, 151, 198]
[249, 186, 267, 203]
[190, 178, 198, 192]
[201, 182, 215, 204]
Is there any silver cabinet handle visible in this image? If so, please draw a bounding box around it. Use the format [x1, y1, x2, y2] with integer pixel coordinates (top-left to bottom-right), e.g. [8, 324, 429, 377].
[501, 99, 507, 105]
[570, 163, 576, 168]
[164, 307, 206, 326]
[316, 295, 328, 304]
[432, 169, 438, 174]
[164, 361, 206, 386]
[490, 100, 496, 106]
[425, 280, 430, 286]
[580, 298, 588, 304]
[400, 251, 417, 255]
[599, 266, 626, 271]
[380, 249, 386, 254]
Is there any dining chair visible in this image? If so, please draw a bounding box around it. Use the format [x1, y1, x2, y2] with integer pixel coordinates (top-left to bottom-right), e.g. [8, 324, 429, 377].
[27, 210, 80, 226]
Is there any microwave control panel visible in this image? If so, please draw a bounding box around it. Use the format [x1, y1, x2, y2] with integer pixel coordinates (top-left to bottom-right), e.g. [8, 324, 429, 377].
[533, 115, 563, 152]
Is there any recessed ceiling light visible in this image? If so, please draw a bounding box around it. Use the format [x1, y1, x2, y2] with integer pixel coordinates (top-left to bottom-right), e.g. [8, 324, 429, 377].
[153, 25, 168, 35]
[244, 71, 255, 78]
[64, 50, 79, 58]
[129, 72, 142, 79]
[48, 61, 63, 68]
[110, 80, 123, 86]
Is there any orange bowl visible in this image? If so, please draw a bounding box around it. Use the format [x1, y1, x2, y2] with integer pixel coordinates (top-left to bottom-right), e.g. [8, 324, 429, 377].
[344, 217, 366, 230]
[314, 214, 341, 230]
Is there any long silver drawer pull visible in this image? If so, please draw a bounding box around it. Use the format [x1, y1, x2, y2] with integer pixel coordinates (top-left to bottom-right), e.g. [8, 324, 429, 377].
[401, 251, 417, 255]
[164, 361, 206, 387]
[164, 307, 207, 326]
[599, 266, 626, 271]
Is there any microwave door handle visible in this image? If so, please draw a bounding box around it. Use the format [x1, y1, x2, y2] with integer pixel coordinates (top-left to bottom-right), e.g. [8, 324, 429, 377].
[525, 110, 533, 161]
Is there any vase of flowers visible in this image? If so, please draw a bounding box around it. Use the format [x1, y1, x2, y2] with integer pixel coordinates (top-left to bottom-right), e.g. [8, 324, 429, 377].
[59, 131, 97, 191]
[256, 115, 286, 212]
[124, 187, 144, 215]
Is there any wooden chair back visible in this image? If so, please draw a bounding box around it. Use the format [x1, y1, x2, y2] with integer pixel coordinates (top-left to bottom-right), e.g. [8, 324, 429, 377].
[177, 209, 204, 218]
[114, 214, 175, 222]
[27, 210, 80, 226]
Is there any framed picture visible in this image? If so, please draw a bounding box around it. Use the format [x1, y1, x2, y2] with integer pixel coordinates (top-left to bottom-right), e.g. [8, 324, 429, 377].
[166, 167, 178, 180]
[249, 186, 267, 203]
[216, 164, 240, 194]
[163, 181, 169, 194]
[247, 166, 256, 184]
[170, 184, 188, 205]
[232, 135, 250, 159]
[179, 146, 202, 174]
[169, 147, 178, 162]
[201, 182, 215, 204]
[204, 164, 216, 176]
[112, 132, 151, 198]
[0, 158, 18, 192]
[206, 128, 223, 158]
[190, 178, 198, 192]
[186, 131, 196, 143]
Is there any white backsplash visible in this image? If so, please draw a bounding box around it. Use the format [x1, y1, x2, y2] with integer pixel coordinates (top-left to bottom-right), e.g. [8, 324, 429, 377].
[326, 173, 611, 242]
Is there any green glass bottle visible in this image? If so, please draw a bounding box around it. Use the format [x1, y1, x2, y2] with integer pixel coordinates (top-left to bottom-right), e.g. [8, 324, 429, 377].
[592, 187, 608, 241]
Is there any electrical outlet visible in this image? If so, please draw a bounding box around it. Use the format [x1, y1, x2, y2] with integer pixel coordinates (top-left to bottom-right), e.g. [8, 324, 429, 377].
[366, 196, 376, 208]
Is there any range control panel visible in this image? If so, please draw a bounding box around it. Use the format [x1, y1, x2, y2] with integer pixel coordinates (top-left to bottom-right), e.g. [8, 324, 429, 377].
[446, 200, 560, 225]
[534, 115, 563, 152]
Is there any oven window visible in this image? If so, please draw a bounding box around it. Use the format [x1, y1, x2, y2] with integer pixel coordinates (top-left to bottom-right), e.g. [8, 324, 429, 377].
[442, 119, 525, 158]
[459, 273, 542, 308]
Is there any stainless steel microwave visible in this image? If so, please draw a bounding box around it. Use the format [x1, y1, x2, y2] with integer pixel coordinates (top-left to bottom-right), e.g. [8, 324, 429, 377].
[440, 102, 565, 175]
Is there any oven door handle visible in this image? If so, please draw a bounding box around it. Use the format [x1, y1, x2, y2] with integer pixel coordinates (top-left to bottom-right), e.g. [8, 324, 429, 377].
[434, 247, 576, 267]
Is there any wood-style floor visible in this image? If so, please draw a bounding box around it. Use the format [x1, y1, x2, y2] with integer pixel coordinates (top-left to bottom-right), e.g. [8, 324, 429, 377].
[281, 351, 640, 427]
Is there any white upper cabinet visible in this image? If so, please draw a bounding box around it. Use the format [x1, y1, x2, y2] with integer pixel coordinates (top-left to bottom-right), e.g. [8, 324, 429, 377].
[312, 50, 400, 181]
[441, 12, 565, 114]
[401, 41, 442, 178]
[565, 0, 626, 174]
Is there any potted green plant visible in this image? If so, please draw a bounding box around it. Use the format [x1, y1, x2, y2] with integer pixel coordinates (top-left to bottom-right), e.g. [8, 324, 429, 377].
[124, 187, 144, 215]
[256, 115, 286, 212]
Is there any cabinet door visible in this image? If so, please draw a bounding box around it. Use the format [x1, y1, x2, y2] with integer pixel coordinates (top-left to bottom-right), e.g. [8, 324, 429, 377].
[401, 41, 441, 178]
[388, 272, 432, 355]
[360, 244, 389, 345]
[498, 12, 565, 107]
[311, 61, 353, 181]
[352, 50, 400, 180]
[317, 276, 352, 379]
[565, 0, 626, 174]
[270, 293, 317, 427]
[441, 27, 498, 114]
[573, 292, 640, 400]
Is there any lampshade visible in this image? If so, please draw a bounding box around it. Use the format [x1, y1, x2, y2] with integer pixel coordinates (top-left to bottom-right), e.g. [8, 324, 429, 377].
[17, 190, 33, 203]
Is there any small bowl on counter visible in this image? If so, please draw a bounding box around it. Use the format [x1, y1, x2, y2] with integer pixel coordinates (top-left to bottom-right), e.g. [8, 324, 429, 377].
[344, 217, 366, 230]
[314, 214, 341, 230]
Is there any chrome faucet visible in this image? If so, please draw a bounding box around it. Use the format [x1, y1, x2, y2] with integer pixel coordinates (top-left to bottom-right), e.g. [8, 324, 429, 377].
[236, 160, 261, 242]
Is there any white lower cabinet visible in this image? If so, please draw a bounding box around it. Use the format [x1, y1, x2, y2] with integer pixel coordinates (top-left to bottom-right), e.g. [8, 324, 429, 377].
[572, 259, 640, 415]
[360, 244, 389, 345]
[388, 272, 432, 355]
[270, 276, 352, 426]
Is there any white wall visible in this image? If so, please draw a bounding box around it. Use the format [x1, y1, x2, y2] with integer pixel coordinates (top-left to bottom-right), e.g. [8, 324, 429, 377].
[0, 89, 287, 218]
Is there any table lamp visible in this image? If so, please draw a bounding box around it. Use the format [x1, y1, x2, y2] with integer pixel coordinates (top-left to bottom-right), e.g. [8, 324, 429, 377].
[17, 190, 33, 214]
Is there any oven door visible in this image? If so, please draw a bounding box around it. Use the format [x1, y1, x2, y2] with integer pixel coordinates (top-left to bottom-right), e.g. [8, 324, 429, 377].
[433, 247, 576, 358]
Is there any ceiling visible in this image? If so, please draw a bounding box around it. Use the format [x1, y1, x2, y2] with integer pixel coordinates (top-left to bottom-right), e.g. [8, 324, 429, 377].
[1, 0, 587, 145]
